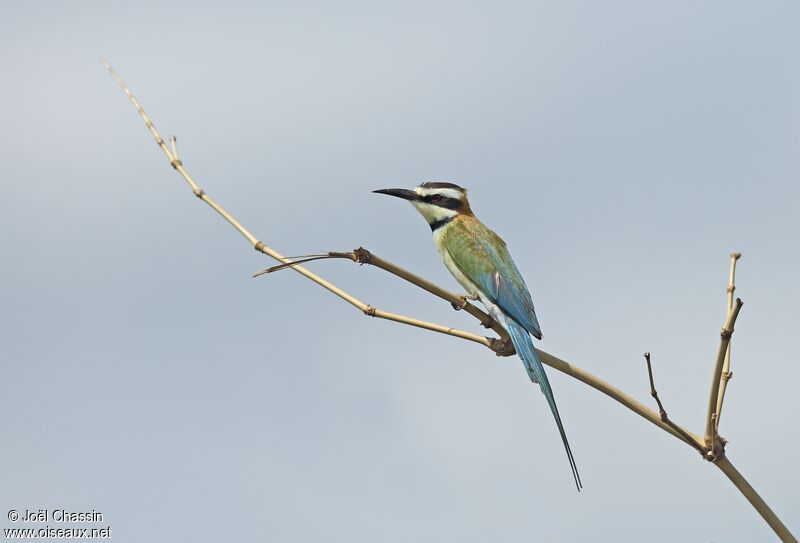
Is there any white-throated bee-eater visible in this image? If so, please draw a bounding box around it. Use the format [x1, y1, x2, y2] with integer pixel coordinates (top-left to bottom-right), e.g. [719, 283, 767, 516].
[374, 182, 581, 490]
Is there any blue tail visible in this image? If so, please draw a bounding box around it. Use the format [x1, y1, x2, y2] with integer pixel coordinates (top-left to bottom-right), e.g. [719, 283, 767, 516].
[506, 320, 582, 491]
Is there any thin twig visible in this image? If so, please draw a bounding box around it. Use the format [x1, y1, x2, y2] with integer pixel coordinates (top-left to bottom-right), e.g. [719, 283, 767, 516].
[705, 298, 744, 458]
[716, 252, 742, 428]
[643, 353, 706, 454]
[253, 253, 348, 276]
[643, 352, 667, 417]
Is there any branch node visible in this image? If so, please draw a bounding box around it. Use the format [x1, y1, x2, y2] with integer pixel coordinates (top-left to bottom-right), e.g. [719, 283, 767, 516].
[171, 158, 183, 170]
[353, 247, 372, 264]
[720, 328, 732, 340]
[451, 296, 470, 311]
[704, 428, 728, 463]
[490, 337, 516, 357]
[193, 188, 205, 198]
[363, 305, 376, 317]
[254, 241, 266, 252]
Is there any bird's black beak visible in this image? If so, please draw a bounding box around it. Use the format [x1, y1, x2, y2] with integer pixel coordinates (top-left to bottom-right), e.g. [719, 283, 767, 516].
[372, 188, 419, 202]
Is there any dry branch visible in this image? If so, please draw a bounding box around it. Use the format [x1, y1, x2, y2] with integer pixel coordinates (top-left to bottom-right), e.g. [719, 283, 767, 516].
[254, 248, 515, 354]
[101, 59, 797, 543]
[642, 353, 705, 454]
[715, 252, 742, 427]
[705, 297, 744, 458]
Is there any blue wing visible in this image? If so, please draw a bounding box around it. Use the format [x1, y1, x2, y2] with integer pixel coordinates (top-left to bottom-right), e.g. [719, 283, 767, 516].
[443, 221, 542, 339]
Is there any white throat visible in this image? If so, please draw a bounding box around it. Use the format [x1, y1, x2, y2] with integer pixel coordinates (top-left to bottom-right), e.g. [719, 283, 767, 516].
[411, 201, 458, 225]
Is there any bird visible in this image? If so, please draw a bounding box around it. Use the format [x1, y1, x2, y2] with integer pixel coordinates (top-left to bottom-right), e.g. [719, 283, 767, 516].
[374, 181, 582, 490]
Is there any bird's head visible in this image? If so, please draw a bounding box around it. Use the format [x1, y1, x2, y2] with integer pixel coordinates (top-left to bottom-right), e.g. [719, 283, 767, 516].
[373, 182, 472, 230]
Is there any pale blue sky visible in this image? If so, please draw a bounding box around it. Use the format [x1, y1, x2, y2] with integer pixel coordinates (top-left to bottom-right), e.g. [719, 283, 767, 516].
[1, 1, 798, 541]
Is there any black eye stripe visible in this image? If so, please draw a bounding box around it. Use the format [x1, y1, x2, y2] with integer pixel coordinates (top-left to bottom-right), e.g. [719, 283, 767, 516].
[424, 194, 461, 209]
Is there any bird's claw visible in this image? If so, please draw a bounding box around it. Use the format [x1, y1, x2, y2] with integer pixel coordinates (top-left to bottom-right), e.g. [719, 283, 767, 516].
[451, 293, 478, 311]
[492, 338, 516, 357]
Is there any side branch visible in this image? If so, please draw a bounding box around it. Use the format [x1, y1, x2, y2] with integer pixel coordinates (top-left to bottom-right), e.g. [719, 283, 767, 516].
[642, 353, 706, 454]
[705, 298, 744, 458]
[715, 252, 742, 428]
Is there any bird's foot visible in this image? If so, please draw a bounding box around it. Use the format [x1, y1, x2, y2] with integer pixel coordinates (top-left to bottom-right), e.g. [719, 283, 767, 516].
[492, 338, 516, 357]
[451, 293, 479, 311]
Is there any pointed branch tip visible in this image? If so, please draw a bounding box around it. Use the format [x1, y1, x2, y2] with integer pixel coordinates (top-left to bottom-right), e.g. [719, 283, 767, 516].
[169, 135, 180, 162]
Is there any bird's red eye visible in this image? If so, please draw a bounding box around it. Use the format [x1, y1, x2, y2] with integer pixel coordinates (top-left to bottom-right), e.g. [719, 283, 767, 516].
[432, 194, 442, 202]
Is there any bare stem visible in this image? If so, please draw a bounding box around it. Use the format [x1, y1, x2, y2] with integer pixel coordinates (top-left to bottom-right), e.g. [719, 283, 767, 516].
[643, 352, 667, 418]
[705, 298, 744, 458]
[642, 353, 705, 454]
[716, 252, 742, 428]
[715, 456, 798, 543]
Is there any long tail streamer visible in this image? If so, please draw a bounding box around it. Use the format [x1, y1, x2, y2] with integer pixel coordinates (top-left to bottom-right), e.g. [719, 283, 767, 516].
[506, 320, 582, 491]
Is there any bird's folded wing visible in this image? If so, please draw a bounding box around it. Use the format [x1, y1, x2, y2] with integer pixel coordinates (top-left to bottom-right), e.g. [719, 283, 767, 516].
[443, 224, 542, 339]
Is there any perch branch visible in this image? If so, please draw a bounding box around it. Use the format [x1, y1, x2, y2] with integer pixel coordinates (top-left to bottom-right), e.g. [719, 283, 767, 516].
[258, 261, 707, 447]
[538, 351, 703, 449]
[715, 252, 741, 428]
[102, 59, 796, 542]
[255, 248, 512, 348]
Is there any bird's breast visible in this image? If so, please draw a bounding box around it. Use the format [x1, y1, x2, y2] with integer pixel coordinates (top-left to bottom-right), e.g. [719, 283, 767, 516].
[432, 226, 481, 298]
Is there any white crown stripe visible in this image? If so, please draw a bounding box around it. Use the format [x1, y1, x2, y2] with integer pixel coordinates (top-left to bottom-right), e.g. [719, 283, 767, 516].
[415, 187, 466, 201]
